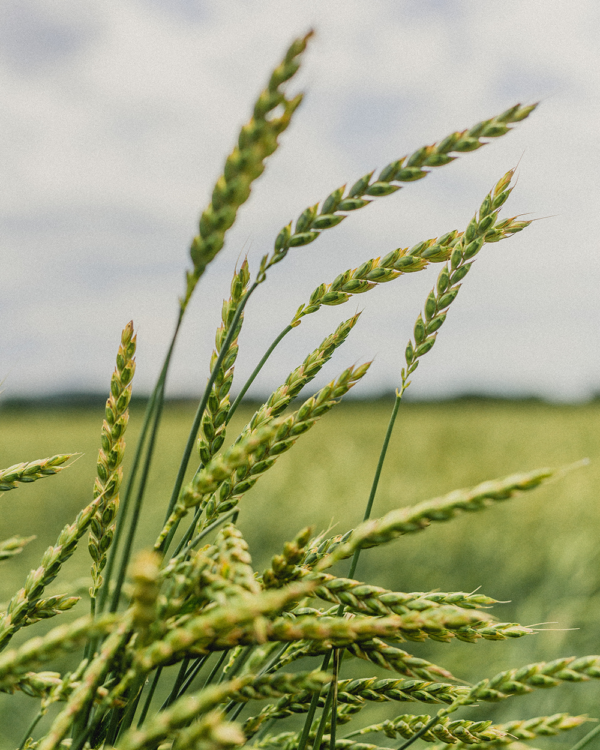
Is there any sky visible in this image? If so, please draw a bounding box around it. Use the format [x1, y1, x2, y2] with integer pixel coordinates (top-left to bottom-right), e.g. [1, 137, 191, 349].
[1, 1, 599, 402]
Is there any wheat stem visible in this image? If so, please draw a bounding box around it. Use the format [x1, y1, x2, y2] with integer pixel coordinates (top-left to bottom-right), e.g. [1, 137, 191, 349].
[228, 324, 293, 421]
[568, 723, 600, 750]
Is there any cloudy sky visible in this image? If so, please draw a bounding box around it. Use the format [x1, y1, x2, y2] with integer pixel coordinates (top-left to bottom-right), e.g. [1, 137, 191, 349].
[1, 1, 599, 401]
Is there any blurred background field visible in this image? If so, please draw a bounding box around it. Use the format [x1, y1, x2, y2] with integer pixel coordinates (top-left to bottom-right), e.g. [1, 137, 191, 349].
[1, 397, 600, 746]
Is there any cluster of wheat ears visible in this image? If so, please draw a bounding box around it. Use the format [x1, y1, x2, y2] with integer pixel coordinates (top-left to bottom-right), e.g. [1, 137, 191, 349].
[1, 30, 597, 750]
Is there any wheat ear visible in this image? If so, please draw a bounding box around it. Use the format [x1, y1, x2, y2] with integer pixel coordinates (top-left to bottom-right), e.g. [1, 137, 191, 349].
[182, 32, 312, 309]
[318, 467, 555, 570]
[261, 103, 537, 276]
[0, 535, 35, 561]
[243, 680, 470, 740]
[0, 454, 73, 492]
[198, 261, 251, 466]
[88, 322, 136, 600]
[115, 672, 329, 750]
[347, 713, 505, 744]
[0, 614, 117, 694]
[400, 170, 529, 391]
[291, 232, 460, 323]
[444, 655, 600, 711]
[431, 714, 590, 750]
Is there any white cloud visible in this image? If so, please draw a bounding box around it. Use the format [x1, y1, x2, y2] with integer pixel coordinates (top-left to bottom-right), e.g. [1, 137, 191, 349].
[1, 0, 599, 400]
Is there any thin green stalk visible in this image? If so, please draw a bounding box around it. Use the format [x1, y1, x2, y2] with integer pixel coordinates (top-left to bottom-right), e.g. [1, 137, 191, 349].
[160, 658, 190, 711]
[348, 389, 402, 580]
[159, 282, 259, 555]
[227, 324, 293, 421]
[569, 724, 600, 750]
[110, 674, 146, 743]
[18, 709, 44, 750]
[172, 655, 210, 700]
[297, 652, 332, 750]
[173, 507, 203, 557]
[203, 651, 229, 689]
[330, 649, 341, 750]
[299, 391, 403, 750]
[312, 674, 336, 750]
[137, 667, 163, 728]
[98, 313, 182, 614]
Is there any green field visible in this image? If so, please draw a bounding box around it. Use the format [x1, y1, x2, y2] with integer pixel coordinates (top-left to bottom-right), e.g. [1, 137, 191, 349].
[1, 399, 600, 746]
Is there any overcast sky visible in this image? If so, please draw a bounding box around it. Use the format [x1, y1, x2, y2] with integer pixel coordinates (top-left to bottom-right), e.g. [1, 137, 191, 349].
[1, 1, 599, 402]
